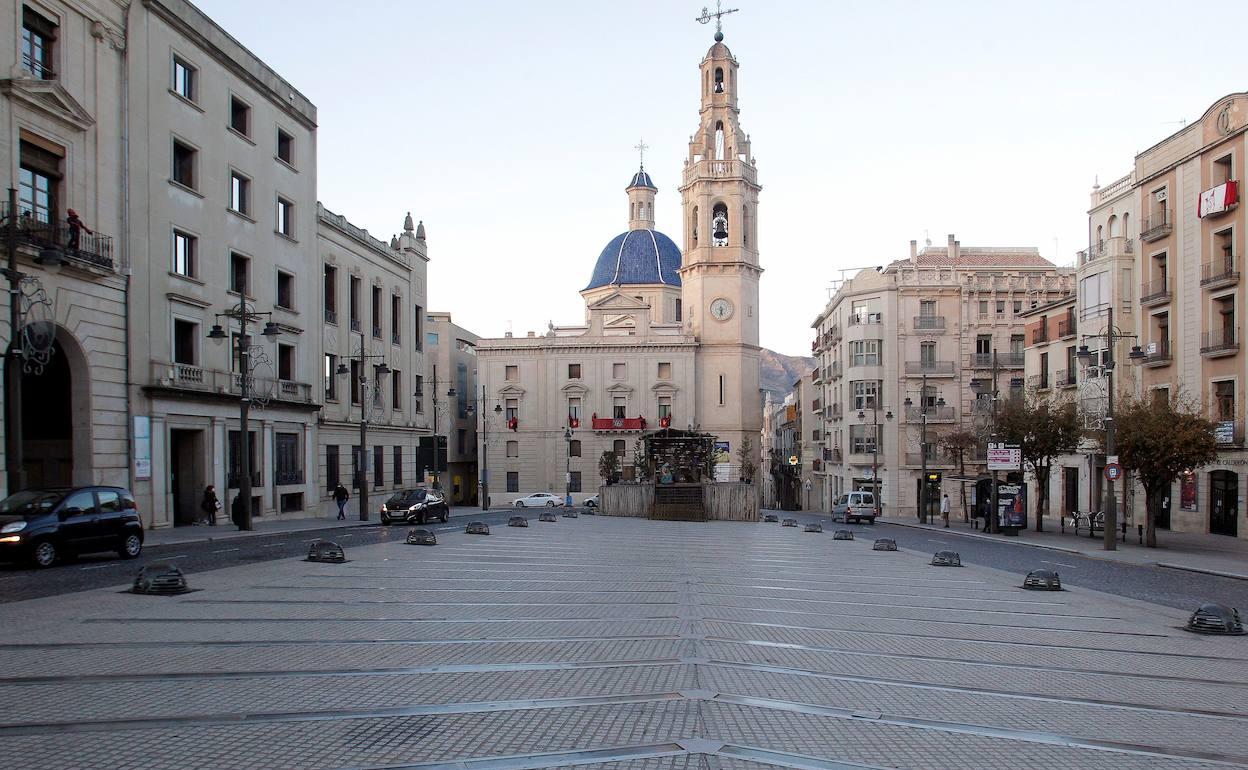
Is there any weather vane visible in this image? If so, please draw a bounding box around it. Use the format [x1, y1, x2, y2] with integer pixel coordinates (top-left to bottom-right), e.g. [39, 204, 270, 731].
[634, 138, 649, 168]
[696, 1, 739, 41]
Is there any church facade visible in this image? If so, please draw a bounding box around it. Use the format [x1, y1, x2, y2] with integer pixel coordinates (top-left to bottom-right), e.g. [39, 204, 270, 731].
[475, 35, 762, 504]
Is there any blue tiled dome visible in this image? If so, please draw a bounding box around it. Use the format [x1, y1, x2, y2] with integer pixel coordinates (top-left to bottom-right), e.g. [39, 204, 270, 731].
[628, 169, 656, 189]
[585, 229, 683, 290]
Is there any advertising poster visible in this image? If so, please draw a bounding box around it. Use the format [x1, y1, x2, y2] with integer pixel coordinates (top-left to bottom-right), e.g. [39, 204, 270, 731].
[1180, 473, 1197, 511]
[997, 483, 1027, 528]
[713, 441, 731, 482]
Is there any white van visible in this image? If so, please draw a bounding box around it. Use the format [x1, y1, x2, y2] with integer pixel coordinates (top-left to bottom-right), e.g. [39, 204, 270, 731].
[832, 491, 877, 524]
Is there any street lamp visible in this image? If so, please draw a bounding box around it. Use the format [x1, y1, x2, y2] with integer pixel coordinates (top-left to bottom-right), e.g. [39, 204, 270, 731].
[335, 330, 389, 521]
[904, 375, 947, 523]
[563, 426, 574, 506]
[972, 356, 1027, 535]
[429, 385, 457, 491]
[480, 398, 503, 509]
[1075, 306, 1143, 550]
[207, 286, 281, 531]
[857, 397, 893, 519]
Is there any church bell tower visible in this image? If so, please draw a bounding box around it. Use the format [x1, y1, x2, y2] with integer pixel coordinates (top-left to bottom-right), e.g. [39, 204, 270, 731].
[679, 27, 763, 466]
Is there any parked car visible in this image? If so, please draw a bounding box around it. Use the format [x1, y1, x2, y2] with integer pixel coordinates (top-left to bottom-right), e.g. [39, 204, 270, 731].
[583, 494, 599, 509]
[512, 492, 564, 508]
[831, 491, 878, 524]
[0, 486, 144, 568]
[380, 489, 449, 525]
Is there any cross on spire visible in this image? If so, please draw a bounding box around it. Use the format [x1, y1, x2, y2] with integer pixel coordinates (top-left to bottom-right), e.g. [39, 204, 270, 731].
[696, 1, 739, 41]
[634, 138, 650, 169]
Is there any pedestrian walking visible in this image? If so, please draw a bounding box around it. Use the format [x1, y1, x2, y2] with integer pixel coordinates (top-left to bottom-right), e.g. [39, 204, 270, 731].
[333, 483, 349, 520]
[200, 485, 221, 526]
[66, 208, 92, 251]
[940, 493, 950, 528]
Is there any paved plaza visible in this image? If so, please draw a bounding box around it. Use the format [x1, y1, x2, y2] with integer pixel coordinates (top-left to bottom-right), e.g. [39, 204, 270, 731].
[0, 514, 1246, 770]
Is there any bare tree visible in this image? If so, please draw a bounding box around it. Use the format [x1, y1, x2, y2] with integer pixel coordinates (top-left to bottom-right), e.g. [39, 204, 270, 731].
[939, 429, 978, 523]
[997, 391, 1082, 532]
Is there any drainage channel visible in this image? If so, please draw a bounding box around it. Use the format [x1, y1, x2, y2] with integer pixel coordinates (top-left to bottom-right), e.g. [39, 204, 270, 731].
[713, 693, 1248, 766]
[697, 597, 1119, 620]
[335, 743, 689, 770]
[0, 633, 681, 650]
[79, 615, 682, 625]
[708, 614, 1166, 638]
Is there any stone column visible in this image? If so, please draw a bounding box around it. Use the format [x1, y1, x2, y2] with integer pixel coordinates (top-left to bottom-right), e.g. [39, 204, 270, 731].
[262, 419, 274, 516]
[150, 415, 169, 528]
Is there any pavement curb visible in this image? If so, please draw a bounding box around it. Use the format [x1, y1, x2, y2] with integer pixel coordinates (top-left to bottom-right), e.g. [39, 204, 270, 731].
[1156, 562, 1248, 582]
[142, 509, 497, 549]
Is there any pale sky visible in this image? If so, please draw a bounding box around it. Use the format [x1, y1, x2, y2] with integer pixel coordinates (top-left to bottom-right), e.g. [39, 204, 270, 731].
[196, 0, 1246, 357]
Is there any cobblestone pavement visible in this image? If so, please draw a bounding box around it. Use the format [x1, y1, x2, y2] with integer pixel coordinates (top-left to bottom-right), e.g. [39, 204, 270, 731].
[0, 516, 1246, 769]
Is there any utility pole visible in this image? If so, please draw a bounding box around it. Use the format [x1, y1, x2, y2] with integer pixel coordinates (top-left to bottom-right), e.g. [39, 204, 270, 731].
[1102, 306, 1119, 551]
[333, 330, 388, 522]
[989, 351, 1000, 535]
[4, 189, 25, 494]
[919, 371, 928, 523]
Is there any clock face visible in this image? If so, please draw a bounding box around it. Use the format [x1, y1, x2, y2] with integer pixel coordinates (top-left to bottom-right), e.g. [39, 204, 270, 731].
[710, 298, 734, 321]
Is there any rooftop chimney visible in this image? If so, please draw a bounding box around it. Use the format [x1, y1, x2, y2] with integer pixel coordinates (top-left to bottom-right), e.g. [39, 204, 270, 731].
[909, 239, 917, 260]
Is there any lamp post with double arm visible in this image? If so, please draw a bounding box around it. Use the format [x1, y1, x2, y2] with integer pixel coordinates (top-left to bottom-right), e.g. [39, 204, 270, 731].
[904, 373, 946, 523]
[857, 397, 893, 519]
[334, 331, 389, 521]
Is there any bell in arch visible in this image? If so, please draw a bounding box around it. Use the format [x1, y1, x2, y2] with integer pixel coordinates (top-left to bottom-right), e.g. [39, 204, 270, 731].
[712, 212, 729, 244]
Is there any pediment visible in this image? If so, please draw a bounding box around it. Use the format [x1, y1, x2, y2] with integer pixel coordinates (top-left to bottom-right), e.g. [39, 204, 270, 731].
[561, 382, 589, 395]
[588, 291, 651, 312]
[498, 384, 526, 397]
[604, 314, 637, 327]
[606, 383, 633, 395]
[651, 382, 678, 395]
[1, 78, 95, 132]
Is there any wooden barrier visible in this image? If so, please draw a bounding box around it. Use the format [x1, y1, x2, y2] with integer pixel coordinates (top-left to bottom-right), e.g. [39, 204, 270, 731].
[705, 482, 759, 522]
[599, 483, 651, 518]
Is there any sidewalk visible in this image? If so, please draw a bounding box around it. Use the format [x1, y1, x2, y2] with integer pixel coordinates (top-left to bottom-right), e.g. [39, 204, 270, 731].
[142, 505, 487, 548]
[875, 513, 1248, 581]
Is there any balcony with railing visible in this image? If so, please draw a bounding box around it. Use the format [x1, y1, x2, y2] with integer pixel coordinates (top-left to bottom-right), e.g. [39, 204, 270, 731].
[972, 351, 1025, 369]
[1028, 374, 1051, 391]
[1077, 236, 1134, 266]
[1201, 328, 1239, 357]
[1031, 324, 1049, 345]
[811, 397, 822, 413]
[1057, 316, 1076, 339]
[846, 312, 883, 326]
[1, 202, 115, 272]
[324, 308, 337, 324]
[829, 403, 843, 420]
[1141, 340, 1172, 367]
[904, 360, 955, 377]
[227, 470, 263, 489]
[274, 469, 305, 486]
[1202, 256, 1240, 290]
[149, 361, 315, 404]
[682, 158, 759, 187]
[905, 405, 955, 423]
[1139, 278, 1171, 307]
[829, 324, 842, 343]
[1141, 209, 1173, 242]
[904, 452, 954, 469]
[830, 361, 842, 379]
[913, 315, 946, 332]
[350, 318, 361, 333]
[1198, 180, 1238, 219]
[591, 415, 648, 431]
[1056, 369, 1077, 388]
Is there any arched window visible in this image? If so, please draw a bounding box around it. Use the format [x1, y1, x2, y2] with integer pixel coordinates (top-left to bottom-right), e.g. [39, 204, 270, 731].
[1107, 215, 1119, 238]
[713, 67, 724, 93]
[691, 206, 699, 246]
[1121, 212, 1131, 239]
[714, 120, 725, 161]
[742, 205, 750, 248]
[712, 202, 729, 247]
[1095, 225, 1103, 244]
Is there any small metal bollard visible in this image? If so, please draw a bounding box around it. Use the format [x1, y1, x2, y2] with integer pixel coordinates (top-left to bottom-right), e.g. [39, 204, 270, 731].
[1138, 524, 1144, 544]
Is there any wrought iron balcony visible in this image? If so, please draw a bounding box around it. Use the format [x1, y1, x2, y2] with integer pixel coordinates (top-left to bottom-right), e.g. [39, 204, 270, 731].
[227, 470, 263, 489]
[1056, 369, 1077, 388]
[1029, 374, 1051, 391]
[913, 315, 946, 332]
[1077, 236, 1134, 265]
[830, 361, 842, 379]
[1201, 257, 1240, 289]
[324, 308, 337, 324]
[1057, 317, 1076, 338]
[1140, 340, 1172, 367]
[1201, 328, 1240, 357]
[972, 351, 1025, 369]
[1031, 325, 1049, 345]
[274, 469, 305, 486]
[847, 312, 883, 326]
[1141, 210, 1173, 242]
[1139, 278, 1171, 307]
[904, 405, 955, 423]
[905, 361, 955, 377]
[372, 324, 383, 339]
[350, 318, 361, 333]
[1, 202, 115, 271]
[150, 361, 314, 403]
[829, 324, 842, 343]
[591, 415, 648, 431]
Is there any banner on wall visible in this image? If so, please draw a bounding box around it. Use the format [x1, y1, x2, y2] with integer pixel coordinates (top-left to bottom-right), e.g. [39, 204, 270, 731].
[133, 416, 151, 480]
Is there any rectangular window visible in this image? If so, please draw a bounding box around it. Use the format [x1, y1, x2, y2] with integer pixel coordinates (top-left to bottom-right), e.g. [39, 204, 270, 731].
[393, 446, 403, 485]
[569, 439, 582, 457]
[323, 265, 337, 322]
[349, 276, 361, 331]
[352, 444, 361, 489]
[851, 380, 879, 410]
[172, 56, 195, 100]
[391, 295, 401, 344]
[506, 440, 519, 457]
[325, 354, 338, 401]
[414, 305, 424, 351]
[229, 96, 250, 136]
[849, 424, 880, 454]
[1010, 334, 1025, 357]
[230, 172, 250, 215]
[506, 472, 519, 493]
[172, 319, 198, 366]
[172, 140, 196, 188]
[613, 396, 627, 419]
[276, 197, 294, 236]
[276, 270, 294, 310]
[172, 230, 196, 277]
[919, 300, 936, 317]
[228, 431, 259, 487]
[372, 365, 385, 409]
[505, 398, 518, 421]
[657, 362, 672, 379]
[18, 140, 60, 223]
[326, 445, 339, 491]
[414, 375, 424, 413]
[996, 300, 1005, 315]
[975, 335, 991, 356]
[230, 252, 249, 294]
[1215, 381, 1235, 421]
[275, 433, 300, 486]
[391, 369, 402, 411]
[979, 299, 988, 316]
[456, 363, 469, 418]
[371, 286, 382, 338]
[457, 429, 466, 454]
[1013, 300, 1022, 314]
[350, 360, 361, 404]
[920, 341, 936, 364]
[568, 397, 581, 423]
[277, 343, 294, 381]
[719, 375, 725, 405]
[675, 298, 682, 322]
[505, 365, 518, 381]
[850, 340, 881, 366]
[22, 8, 57, 80]
[658, 397, 671, 419]
[613, 439, 626, 456]
[374, 445, 384, 488]
[568, 363, 582, 379]
[277, 129, 294, 165]
[569, 471, 582, 493]
[613, 363, 626, 379]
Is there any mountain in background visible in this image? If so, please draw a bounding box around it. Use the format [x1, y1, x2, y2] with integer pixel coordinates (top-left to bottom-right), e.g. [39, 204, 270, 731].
[760, 348, 815, 405]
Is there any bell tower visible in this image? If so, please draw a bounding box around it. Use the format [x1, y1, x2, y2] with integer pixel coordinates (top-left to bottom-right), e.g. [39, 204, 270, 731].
[679, 25, 763, 469]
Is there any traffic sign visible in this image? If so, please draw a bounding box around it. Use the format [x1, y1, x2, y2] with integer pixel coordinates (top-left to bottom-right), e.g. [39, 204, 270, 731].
[788, 455, 799, 466]
[1104, 462, 1123, 481]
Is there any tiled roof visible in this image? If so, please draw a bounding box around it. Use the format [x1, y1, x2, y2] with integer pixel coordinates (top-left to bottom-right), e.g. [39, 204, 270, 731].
[628, 169, 656, 189]
[889, 247, 1055, 270]
[585, 229, 683, 290]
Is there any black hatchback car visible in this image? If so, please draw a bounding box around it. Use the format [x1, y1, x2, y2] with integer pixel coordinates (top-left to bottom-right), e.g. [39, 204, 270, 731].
[380, 488, 450, 525]
[0, 486, 144, 568]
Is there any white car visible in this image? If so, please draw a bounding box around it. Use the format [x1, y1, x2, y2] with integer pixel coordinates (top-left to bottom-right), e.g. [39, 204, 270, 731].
[583, 494, 599, 509]
[512, 492, 564, 508]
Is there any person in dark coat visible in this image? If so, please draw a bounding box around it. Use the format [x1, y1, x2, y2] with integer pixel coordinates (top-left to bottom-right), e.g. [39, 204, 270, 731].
[200, 485, 220, 526]
[231, 494, 246, 530]
[333, 483, 349, 520]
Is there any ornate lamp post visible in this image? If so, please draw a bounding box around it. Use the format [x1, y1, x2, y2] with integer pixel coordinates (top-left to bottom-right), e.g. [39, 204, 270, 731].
[857, 397, 893, 519]
[1075, 306, 1144, 551]
[473, 388, 503, 510]
[563, 426, 574, 506]
[972, 354, 1026, 535]
[904, 374, 946, 523]
[207, 283, 281, 531]
[429, 384, 457, 490]
[334, 331, 389, 521]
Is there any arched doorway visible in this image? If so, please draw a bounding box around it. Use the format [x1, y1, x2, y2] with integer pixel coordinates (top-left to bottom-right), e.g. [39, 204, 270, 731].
[1210, 470, 1238, 536]
[4, 327, 90, 491]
